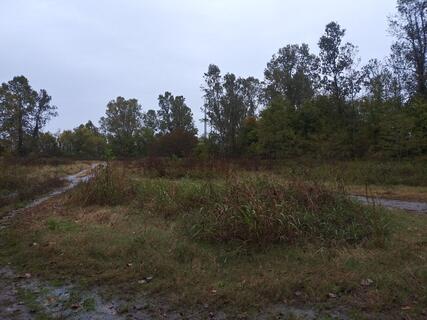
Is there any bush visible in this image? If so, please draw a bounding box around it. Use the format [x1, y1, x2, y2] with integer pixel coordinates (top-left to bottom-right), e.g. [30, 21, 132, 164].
[148, 129, 198, 158]
[68, 163, 134, 206]
[186, 177, 390, 246]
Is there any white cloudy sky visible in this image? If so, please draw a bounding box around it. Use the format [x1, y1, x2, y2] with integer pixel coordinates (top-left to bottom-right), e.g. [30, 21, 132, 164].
[0, 0, 397, 133]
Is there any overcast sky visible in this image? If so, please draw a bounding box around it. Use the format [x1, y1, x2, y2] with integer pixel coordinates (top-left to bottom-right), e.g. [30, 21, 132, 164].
[0, 0, 397, 133]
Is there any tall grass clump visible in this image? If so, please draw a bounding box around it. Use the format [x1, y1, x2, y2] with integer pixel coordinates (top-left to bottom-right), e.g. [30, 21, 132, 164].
[187, 176, 391, 246]
[136, 178, 223, 218]
[68, 163, 134, 206]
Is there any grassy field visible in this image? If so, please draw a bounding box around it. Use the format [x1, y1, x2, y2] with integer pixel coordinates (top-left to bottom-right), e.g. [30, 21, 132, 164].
[0, 158, 92, 217]
[0, 160, 426, 319]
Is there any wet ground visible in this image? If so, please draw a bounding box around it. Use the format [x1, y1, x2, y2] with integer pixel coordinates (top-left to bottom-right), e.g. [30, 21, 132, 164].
[0, 263, 353, 320]
[352, 195, 427, 214]
[0, 166, 423, 319]
[0, 163, 100, 231]
[1, 265, 355, 319]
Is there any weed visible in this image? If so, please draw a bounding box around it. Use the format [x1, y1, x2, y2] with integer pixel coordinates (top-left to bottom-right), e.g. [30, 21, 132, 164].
[68, 163, 134, 206]
[186, 176, 391, 246]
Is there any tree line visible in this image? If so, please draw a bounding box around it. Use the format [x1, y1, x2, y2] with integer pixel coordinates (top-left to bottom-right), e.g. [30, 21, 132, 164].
[1, 0, 426, 159]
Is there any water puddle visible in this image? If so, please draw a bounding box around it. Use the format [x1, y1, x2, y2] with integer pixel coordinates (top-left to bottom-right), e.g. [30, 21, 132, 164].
[352, 195, 427, 214]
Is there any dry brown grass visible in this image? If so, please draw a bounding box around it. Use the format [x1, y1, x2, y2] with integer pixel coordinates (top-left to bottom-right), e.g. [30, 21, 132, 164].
[67, 163, 135, 207]
[0, 160, 93, 215]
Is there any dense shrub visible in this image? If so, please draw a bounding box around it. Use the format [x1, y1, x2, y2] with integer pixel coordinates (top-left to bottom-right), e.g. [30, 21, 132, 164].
[185, 177, 390, 246]
[134, 175, 390, 246]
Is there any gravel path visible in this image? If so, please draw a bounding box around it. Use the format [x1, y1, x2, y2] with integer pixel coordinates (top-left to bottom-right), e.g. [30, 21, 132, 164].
[352, 195, 427, 214]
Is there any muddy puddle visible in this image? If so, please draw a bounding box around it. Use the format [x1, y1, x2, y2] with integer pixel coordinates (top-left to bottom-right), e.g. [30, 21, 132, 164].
[0, 265, 352, 320]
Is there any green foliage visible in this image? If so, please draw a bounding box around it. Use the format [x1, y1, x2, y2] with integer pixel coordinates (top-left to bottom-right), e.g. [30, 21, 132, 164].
[58, 121, 106, 159]
[99, 97, 144, 157]
[46, 218, 79, 232]
[136, 178, 216, 218]
[264, 43, 319, 106]
[157, 91, 197, 135]
[256, 98, 298, 158]
[149, 128, 197, 158]
[202, 65, 261, 154]
[0, 76, 57, 156]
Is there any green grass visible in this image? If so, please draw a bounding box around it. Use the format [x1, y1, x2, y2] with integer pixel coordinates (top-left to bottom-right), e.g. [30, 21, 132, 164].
[17, 289, 54, 320]
[276, 159, 427, 187]
[0, 162, 426, 318]
[127, 158, 427, 187]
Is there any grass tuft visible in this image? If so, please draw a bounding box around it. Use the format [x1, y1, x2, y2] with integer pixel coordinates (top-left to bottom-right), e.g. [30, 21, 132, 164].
[185, 177, 391, 246]
[68, 163, 134, 206]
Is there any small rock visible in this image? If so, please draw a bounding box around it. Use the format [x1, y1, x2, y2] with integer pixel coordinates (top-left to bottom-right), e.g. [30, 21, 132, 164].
[134, 302, 149, 310]
[24, 273, 32, 279]
[294, 291, 302, 297]
[361, 278, 374, 287]
[71, 303, 81, 310]
[211, 289, 217, 294]
[47, 296, 57, 304]
[328, 293, 337, 299]
[138, 276, 154, 284]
